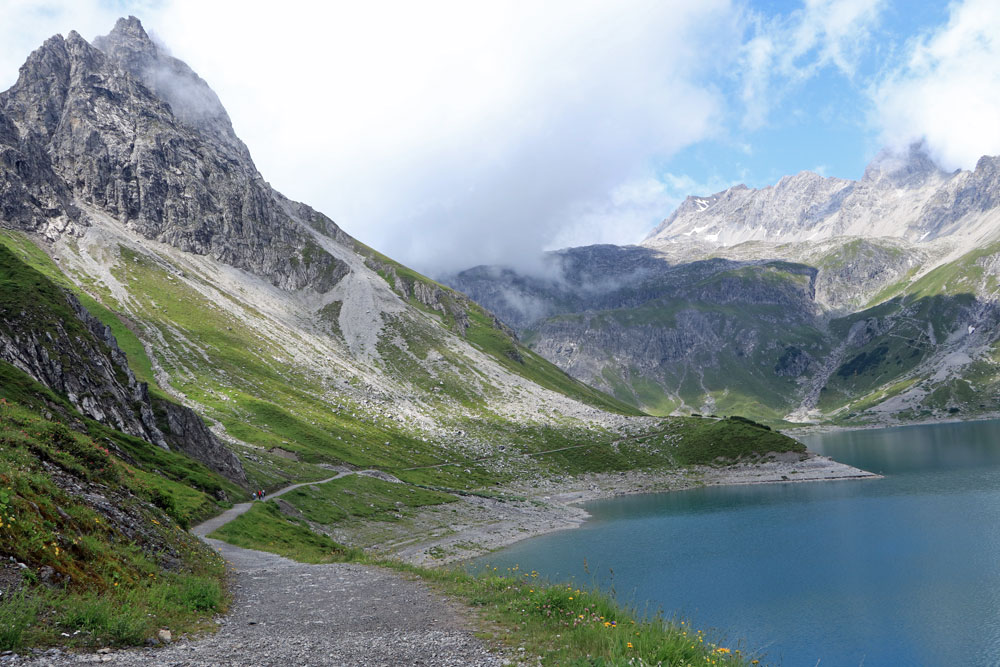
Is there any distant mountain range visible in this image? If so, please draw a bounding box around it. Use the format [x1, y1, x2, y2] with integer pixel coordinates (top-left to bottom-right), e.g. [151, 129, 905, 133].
[449, 143, 1000, 425]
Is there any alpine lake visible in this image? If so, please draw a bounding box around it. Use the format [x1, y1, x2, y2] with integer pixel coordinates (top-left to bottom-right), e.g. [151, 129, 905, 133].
[474, 419, 1000, 666]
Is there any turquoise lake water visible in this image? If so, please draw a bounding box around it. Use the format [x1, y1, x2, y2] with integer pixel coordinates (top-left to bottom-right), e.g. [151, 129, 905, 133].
[476, 420, 1000, 666]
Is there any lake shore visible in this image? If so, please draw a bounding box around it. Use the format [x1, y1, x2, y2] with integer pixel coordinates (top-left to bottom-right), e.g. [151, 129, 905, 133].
[374, 452, 879, 566]
[783, 412, 1000, 436]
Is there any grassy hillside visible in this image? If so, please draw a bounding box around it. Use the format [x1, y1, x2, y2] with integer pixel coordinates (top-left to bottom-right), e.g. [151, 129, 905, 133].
[0, 382, 232, 650]
[359, 243, 642, 416]
[814, 242, 1000, 424]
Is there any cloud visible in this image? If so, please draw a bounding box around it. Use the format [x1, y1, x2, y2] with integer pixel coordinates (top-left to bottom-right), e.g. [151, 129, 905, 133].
[80, 0, 744, 276]
[740, 0, 886, 128]
[872, 0, 1000, 170]
[0, 0, 909, 277]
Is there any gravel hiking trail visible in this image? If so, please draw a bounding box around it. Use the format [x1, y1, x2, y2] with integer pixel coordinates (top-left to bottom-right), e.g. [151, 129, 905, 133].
[14, 475, 509, 667]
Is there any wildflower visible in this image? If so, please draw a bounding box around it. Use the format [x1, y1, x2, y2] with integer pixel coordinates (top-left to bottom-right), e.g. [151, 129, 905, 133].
[568, 596, 573, 600]
[627, 642, 633, 648]
[715, 648, 730, 654]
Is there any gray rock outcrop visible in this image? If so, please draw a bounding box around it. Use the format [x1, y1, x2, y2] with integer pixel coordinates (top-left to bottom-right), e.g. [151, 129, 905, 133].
[0, 244, 246, 485]
[1, 17, 348, 292]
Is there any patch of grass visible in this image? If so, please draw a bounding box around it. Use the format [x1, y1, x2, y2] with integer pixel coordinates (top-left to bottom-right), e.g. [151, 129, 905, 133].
[0, 591, 41, 651]
[3, 572, 227, 649]
[0, 395, 229, 649]
[670, 416, 803, 465]
[281, 475, 458, 525]
[208, 501, 359, 563]
[402, 564, 761, 666]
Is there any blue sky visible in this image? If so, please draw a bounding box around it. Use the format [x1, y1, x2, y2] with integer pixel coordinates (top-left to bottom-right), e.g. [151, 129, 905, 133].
[672, 0, 952, 190]
[2, 1, 998, 274]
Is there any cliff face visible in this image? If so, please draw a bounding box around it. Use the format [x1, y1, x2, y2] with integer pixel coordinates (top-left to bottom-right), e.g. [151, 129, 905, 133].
[0, 242, 246, 485]
[0, 18, 347, 292]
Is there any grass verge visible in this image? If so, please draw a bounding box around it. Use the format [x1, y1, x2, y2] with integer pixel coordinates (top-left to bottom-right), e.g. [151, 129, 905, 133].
[395, 563, 760, 666]
[0, 574, 226, 651]
[0, 394, 231, 651]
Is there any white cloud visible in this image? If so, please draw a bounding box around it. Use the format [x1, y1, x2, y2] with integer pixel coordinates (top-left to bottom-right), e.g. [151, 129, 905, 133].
[151, 0, 748, 275]
[0, 0, 912, 275]
[872, 0, 1000, 170]
[3, 0, 748, 275]
[740, 0, 885, 127]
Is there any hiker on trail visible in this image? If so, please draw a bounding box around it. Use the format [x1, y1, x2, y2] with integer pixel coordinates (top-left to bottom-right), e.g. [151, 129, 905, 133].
[259, 489, 265, 500]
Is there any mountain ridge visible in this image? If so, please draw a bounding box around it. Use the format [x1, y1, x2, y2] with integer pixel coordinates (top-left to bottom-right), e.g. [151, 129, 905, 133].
[449, 145, 1000, 425]
[643, 143, 1000, 250]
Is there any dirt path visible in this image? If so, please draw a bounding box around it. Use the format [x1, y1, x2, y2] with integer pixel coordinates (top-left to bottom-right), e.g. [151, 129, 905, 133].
[20, 476, 510, 666]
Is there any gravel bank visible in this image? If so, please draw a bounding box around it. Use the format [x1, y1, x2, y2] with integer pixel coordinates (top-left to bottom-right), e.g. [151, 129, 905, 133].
[383, 453, 880, 566]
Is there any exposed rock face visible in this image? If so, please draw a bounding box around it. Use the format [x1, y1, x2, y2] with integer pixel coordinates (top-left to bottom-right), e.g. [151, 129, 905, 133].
[0, 18, 347, 292]
[0, 104, 83, 239]
[155, 397, 246, 485]
[643, 143, 968, 247]
[0, 286, 163, 446]
[0, 244, 246, 485]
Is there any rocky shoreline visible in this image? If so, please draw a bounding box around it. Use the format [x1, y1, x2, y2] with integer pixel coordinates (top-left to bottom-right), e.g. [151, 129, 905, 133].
[374, 452, 880, 566]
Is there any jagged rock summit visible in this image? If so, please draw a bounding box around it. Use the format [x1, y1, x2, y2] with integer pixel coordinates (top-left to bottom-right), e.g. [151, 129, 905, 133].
[643, 143, 1000, 249]
[1, 16, 347, 291]
[92, 16, 247, 158]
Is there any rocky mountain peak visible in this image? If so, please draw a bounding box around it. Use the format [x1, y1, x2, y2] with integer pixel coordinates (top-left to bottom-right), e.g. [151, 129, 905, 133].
[93, 16, 158, 75]
[0, 18, 350, 292]
[108, 15, 151, 41]
[862, 141, 948, 189]
[643, 139, 1000, 249]
[93, 16, 242, 156]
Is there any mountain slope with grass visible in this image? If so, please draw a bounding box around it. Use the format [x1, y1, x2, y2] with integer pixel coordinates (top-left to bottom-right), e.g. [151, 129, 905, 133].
[450, 146, 1000, 427]
[0, 358, 242, 651]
